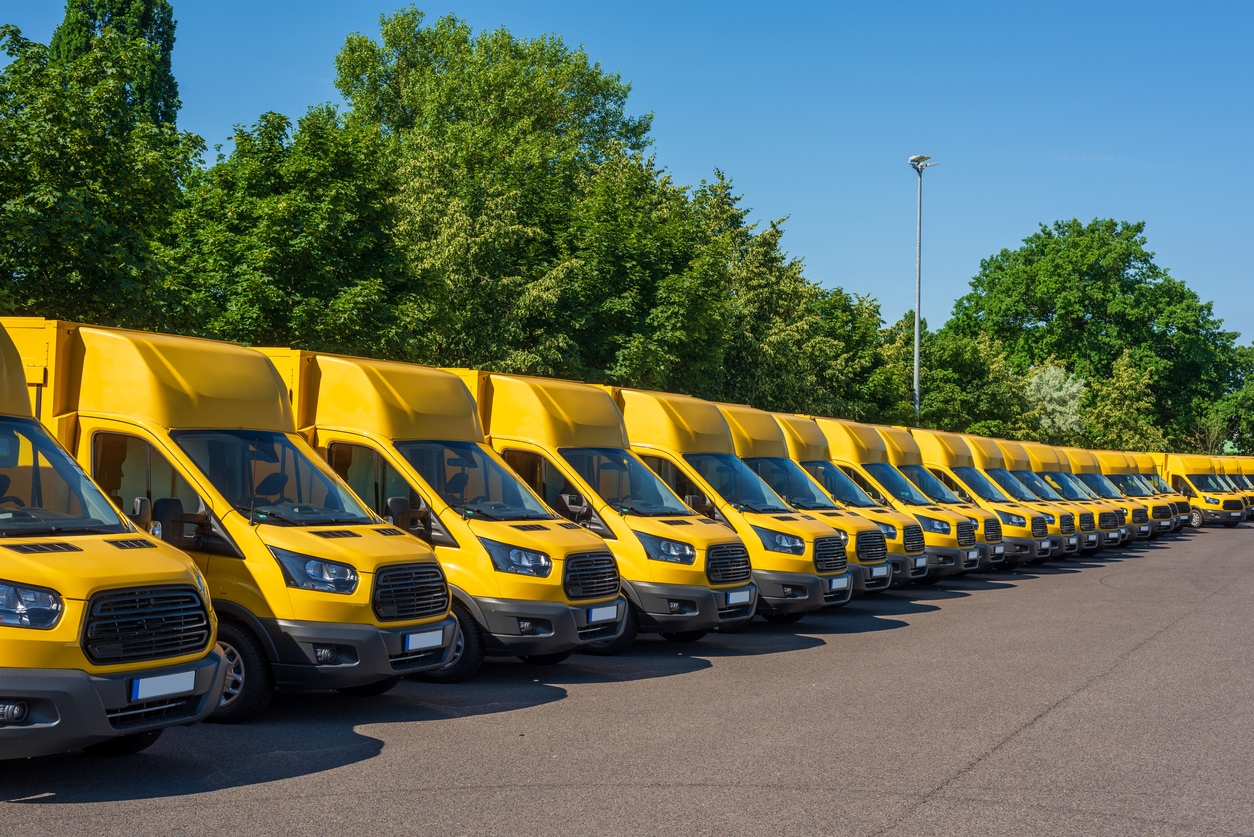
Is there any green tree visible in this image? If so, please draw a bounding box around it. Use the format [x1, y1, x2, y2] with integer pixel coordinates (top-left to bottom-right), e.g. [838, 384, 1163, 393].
[1023, 361, 1087, 445]
[919, 327, 1036, 438]
[49, 0, 179, 125]
[1080, 349, 1167, 451]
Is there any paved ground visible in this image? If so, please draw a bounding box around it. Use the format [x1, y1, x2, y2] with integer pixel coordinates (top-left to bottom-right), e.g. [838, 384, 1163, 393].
[4, 526, 1253, 836]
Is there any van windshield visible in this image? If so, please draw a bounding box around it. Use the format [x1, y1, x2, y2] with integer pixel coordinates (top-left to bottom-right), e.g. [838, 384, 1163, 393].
[862, 462, 932, 506]
[1232, 474, 1254, 491]
[1011, 470, 1064, 502]
[398, 440, 552, 521]
[173, 430, 372, 526]
[562, 448, 691, 517]
[0, 417, 127, 537]
[1188, 473, 1229, 492]
[1039, 472, 1090, 501]
[1075, 472, 1127, 500]
[898, 464, 964, 503]
[1144, 473, 1174, 494]
[985, 468, 1040, 502]
[952, 466, 1011, 503]
[801, 461, 877, 508]
[743, 457, 837, 510]
[1106, 474, 1152, 497]
[684, 453, 791, 513]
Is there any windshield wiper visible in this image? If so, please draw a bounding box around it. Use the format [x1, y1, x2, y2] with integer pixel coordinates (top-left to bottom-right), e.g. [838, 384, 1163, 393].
[451, 503, 502, 521]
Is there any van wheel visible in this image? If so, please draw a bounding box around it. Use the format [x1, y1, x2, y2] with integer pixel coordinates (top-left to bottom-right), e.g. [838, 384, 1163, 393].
[519, 650, 573, 665]
[84, 730, 162, 756]
[661, 629, 709, 643]
[761, 612, 805, 624]
[415, 603, 484, 684]
[1189, 509, 1204, 529]
[579, 602, 639, 656]
[338, 676, 402, 697]
[209, 621, 273, 724]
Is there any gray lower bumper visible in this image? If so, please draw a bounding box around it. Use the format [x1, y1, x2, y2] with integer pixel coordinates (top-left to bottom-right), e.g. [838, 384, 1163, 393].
[626, 581, 757, 632]
[474, 595, 628, 655]
[264, 615, 457, 690]
[1052, 533, 1081, 555]
[973, 542, 1006, 570]
[753, 569, 849, 613]
[1002, 535, 1050, 564]
[888, 552, 930, 585]
[850, 561, 893, 593]
[928, 546, 978, 577]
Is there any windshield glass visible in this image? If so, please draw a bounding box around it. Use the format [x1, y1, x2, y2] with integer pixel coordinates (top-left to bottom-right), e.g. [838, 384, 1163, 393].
[563, 448, 691, 516]
[0, 417, 127, 537]
[744, 457, 837, 510]
[1106, 474, 1152, 497]
[684, 453, 791, 513]
[1075, 473, 1126, 500]
[398, 440, 552, 521]
[1188, 473, 1229, 492]
[1232, 474, 1254, 490]
[1063, 473, 1100, 499]
[1215, 474, 1237, 490]
[801, 461, 877, 507]
[898, 464, 964, 503]
[1040, 471, 1090, 501]
[1013, 470, 1065, 501]
[173, 430, 372, 526]
[1144, 473, 1173, 494]
[985, 468, 1040, 502]
[863, 462, 932, 506]
[952, 466, 1011, 503]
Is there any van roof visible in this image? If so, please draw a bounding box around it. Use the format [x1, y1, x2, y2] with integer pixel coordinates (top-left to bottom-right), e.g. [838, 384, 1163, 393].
[1061, 446, 1102, 474]
[612, 388, 733, 455]
[874, 425, 923, 466]
[0, 325, 32, 419]
[715, 403, 786, 458]
[1094, 450, 1136, 474]
[445, 370, 628, 449]
[1162, 453, 1215, 473]
[911, 427, 976, 469]
[810, 417, 889, 465]
[771, 414, 829, 462]
[995, 438, 1033, 471]
[960, 434, 1008, 470]
[1021, 441, 1070, 472]
[1129, 451, 1158, 472]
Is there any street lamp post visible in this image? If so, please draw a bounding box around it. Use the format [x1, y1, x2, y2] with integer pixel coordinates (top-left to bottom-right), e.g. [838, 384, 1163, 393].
[908, 154, 937, 424]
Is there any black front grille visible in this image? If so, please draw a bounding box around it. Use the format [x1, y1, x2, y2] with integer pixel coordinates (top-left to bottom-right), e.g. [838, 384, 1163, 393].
[855, 531, 887, 563]
[106, 697, 198, 730]
[84, 586, 211, 665]
[1151, 505, 1170, 520]
[1223, 499, 1243, 511]
[373, 563, 449, 621]
[813, 537, 847, 573]
[1079, 512, 1095, 532]
[1060, 514, 1075, 534]
[1116, 508, 1127, 525]
[1132, 508, 1149, 524]
[983, 518, 1002, 542]
[577, 622, 619, 641]
[1031, 517, 1047, 538]
[563, 553, 620, 600]
[5, 542, 82, 554]
[902, 525, 924, 553]
[706, 544, 752, 585]
[956, 522, 976, 547]
[1099, 512, 1118, 530]
[389, 647, 444, 671]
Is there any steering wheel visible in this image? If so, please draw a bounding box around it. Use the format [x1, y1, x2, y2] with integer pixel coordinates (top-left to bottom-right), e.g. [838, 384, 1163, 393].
[0, 495, 25, 507]
[466, 494, 490, 505]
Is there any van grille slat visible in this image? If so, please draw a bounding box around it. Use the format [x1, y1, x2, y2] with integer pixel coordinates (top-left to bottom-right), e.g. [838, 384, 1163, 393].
[813, 537, 847, 573]
[1150, 505, 1169, 520]
[1116, 509, 1128, 525]
[1059, 514, 1075, 534]
[1030, 517, 1047, 538]
[372, 563, 449, 621]
[1099, 512, 1118, 530]
[84, 586, 211, 665]
[956, 522, 976, 547]
[107, 697, 198, 730]
[1079, 512, 1095, 532]
[107, 538, 157, 549]
[983, 518, 1002, 543]
[563, 553, 620, 600]
[1223, 499, 1243, 511]
[902, 524, 925, 553]
[855, 531, 887, 563]
[1131, 508, 1149, 524]
[4, 542, 83, 554]
[706, 544, 752, 585]
[311, 529, 361, 539]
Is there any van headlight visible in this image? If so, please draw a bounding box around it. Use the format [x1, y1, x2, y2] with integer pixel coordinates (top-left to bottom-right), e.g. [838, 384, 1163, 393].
[271, 548, 359, 594]
[1205, 496, 1220, 505]
[635, 533, 697, 564]
[1041, 513, 1056, 525]
[752, 527, 806, 554]
[996, 510, 1027, 527]
[875, 522, 897, 540]
[916, 515, 951, 535]
[0, 581, 64, 629]
[481, 539, 553, 577]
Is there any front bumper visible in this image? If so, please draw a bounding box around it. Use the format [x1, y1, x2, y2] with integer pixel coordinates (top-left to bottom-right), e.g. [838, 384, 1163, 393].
[1203, 508, 1246, 524]
[262, 615, 457, 690]
[475, 595, 628, 655]
[1131, 522, 1153, 540]
[627, 581, 757, 632]
[0, 651, 224, 760]
[1002, 535, 1051, 564]
[1051, 533, 1081, 555]
[888, 552, 930, 585]
[753, 569, 848, 613]
[973, 541, 1006, 571]
[850, 561, 893, 593]
[927, 546, 979, 578]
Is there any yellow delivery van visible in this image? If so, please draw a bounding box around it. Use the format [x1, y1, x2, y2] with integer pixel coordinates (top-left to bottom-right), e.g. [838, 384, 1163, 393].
[996, 438, 1096, 553]
[0, 323, 225, 760]
[1062, 448, 1153, 541]
[1128, 452, 1190, 531]
[262, 350, 626, 678]
[4, 319, 456, 723]
[1020, 442, 1124, 551]
[1093, 451, 1178, 538]
[1215, 456, 1253, 513]
[1156, 453, 1244, 527]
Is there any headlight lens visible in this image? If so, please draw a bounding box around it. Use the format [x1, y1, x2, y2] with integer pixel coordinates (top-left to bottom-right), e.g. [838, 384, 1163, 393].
[875, 522, 897, 540]
[0, 581, 63, 629]
[1041, 513, 1056, 525]
[271, 548, 359, 594]
[1205, 496, 1220, 505]
[635, 532, 697, 564]
[752, 526, 806, 554]
[916, 515, 951, 534]
[996, 510, 1027, 527]
[968, 517, 980, 530]
[481, 539, 553, 577]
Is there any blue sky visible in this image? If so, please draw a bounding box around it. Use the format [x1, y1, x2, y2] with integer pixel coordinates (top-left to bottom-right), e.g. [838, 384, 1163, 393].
[8, 1, 1252, 340]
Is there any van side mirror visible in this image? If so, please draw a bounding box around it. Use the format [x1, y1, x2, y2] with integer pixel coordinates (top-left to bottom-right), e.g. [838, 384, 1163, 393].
[386, 495, 421, 530]
[556, 492, 589, 522]
[684, 493, 714, 516]
[129, 497, 152, 530]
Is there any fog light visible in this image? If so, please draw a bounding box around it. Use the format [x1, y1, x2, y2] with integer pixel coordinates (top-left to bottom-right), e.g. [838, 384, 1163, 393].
[667, 599, 697, 615]
[0, 701, 28, 724]
[517, 619, 552, 636]
[517, 619, 534, 635]
[313, 645, 337, 664]
[781, 585, 806, 598]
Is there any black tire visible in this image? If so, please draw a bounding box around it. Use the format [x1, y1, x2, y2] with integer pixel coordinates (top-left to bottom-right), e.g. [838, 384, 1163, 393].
[414, 602, 485, 684]
[579, 601, 639, 656]
[661, 629, 709, 643]
[914, 573, 942, 586]
[1189, 508, 1204, 529]
[84, 730, 162, 757]
[519, 650, 573, 665]
[337, 676, 402, 697]
[761, 612, 805, 624]
[209, 620, 274, 724]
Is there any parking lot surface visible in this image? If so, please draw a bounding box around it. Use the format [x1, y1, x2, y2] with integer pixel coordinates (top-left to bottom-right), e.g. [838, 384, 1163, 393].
[3, 527, 1252, 836]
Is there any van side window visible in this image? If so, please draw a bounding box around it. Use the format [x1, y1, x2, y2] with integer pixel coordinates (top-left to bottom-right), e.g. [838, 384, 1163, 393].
[327, 443, 421, 516]
[932, 468, 973, 503]
[501, 449, 568, 509]
[638, 455, 702, 500]
[840, 465, 888, 505]
[1172, 476, 1194, 497]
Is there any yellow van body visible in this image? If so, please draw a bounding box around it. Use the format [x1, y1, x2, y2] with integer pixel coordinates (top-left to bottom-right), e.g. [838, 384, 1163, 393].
[262, 351, 626, 676]
[606, 387, 850, 619]
[813, 418, 979, 580]
[4, 319, 455, 722]
[773, 414, 929, 586]
[1215, 456, 1254, 512]
[716, 403, 891, 594]
[1094, 451, 1181, 537]
[1020, 442, 1124, 550]
[962, 434, 1080, 558]
[0, 323, 225, 759]
[1153, 453, 1243, 527]
[1062, 448, 1153, 541]
[995, 438, 1098, 552]
[875, 425, 1007, 570]
[449, 371, 757, 646]
[1127, 452, 1191, 531]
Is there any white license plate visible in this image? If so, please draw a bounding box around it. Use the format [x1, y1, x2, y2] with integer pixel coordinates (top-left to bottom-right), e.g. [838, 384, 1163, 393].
[1039, 540, 1050, 549]
[993, 545, 1005, 555]
[131, 670, 195, 702]
[404, 629, 444, 651]
[588, 605, 618, 624]
[967, 549, 980, 561]
[1231, 512, 1242, 518]
[913, 556, 928, 568]
[1086, 535, 1098, 544]
[726, 590, 751, 606]
[829, 576, 849, 591]
[1066, 537, 1078, 546]
[1138, 526, 1149, 533]
[870, 565, 889, 578]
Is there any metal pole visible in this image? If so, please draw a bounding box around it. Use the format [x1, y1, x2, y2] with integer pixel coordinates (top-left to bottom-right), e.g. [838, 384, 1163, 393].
[914, 166, 922, 424]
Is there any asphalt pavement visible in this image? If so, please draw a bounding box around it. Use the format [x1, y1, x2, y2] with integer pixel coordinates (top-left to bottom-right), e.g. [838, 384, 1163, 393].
[4, 526, 1253, 836]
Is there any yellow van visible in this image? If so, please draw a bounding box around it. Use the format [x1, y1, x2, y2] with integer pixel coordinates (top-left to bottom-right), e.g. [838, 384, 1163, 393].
[1021, 442, 1124, 550]
[1062, 448, 1152, 541]
[1093, 451, 1177, 538]
[0, 324, 225, 760]
[1156, 453, 1243, 527]
[606, 388, 850, 621]
[874, 425, 1006, 571]
[996, 438, 1098, 553]
[4, 319, 456, 722]
[813, 418, 979, 581]
[1215, 456, 1254, 514]
[1128, 452, 1190, 531]
[962, 434, 1080, 558]
[773, 414, 929, 586]
[262, 351, 627, 678]
[715, 403, 892, 595]
[450, 371, 757, 649]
